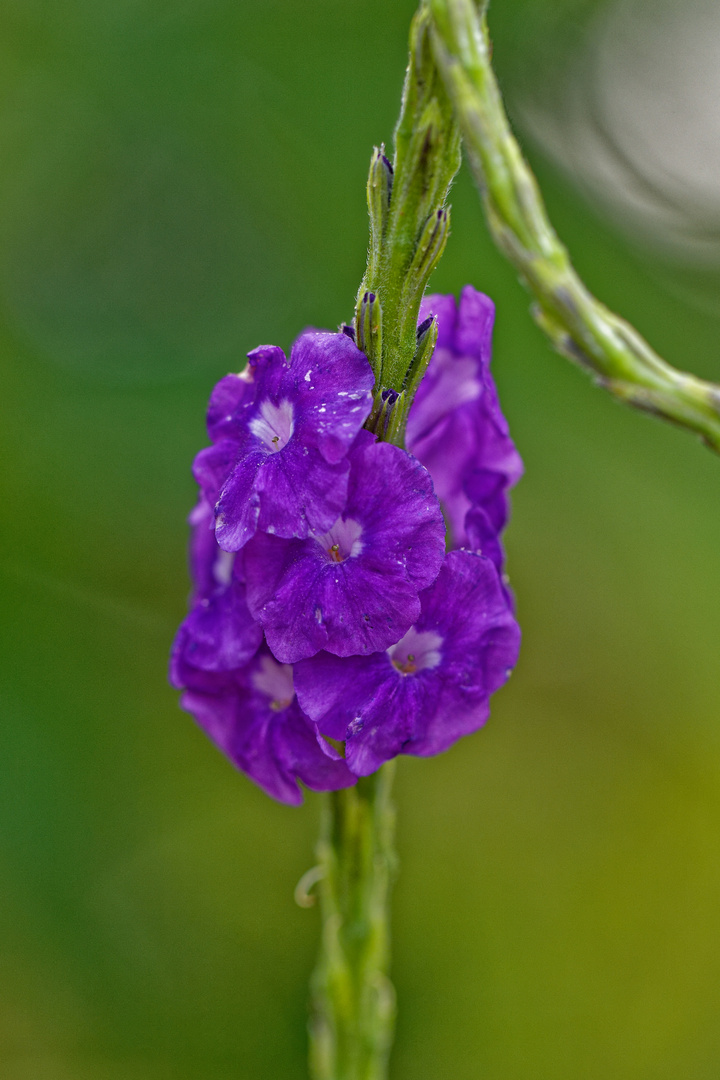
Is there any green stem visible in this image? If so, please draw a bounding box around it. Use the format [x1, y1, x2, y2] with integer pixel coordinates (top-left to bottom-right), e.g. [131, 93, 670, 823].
[356, 2, 461, 424]
[309, 764, 397, 1080]
[429, 0, 720, 453]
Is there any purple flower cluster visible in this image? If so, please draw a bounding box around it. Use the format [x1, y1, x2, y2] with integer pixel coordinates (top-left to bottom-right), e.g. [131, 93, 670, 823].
[171, 288, 522, 803]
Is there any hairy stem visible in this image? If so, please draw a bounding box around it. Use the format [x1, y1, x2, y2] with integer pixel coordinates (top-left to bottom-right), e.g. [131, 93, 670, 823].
[357, 1, 461, 437]
[309, 764, 397, 1080]
[429, 0, 720, 453]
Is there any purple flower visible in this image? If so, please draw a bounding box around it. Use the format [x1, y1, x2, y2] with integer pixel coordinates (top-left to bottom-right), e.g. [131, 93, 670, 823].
[406, 286, 522, 548]
[187, 497, 223, 600]
[463, 503, 504, 579]
[170, 498, 263, 681]
[464, 499, 518, 611]
[171, 506, 353, 803]
[172, 289, 524, 797]
[173, 644, 356, 805]
[294, 550, 520, 776]
[243, 431, 446, 664]
[193, 332, 374, 551]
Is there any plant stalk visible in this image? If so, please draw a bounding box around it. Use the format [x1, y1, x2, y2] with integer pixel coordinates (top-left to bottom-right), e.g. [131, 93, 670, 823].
[309, 764, 397, 1080]
[356, 2, 461, 420]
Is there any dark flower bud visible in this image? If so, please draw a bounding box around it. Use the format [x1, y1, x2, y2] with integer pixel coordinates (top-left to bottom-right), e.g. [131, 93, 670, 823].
[416, 316, 434, 340]
[355, 290, 383, 382]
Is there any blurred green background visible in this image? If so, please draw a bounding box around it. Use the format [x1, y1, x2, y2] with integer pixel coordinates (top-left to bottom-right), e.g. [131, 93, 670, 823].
[1, 1, 720, 1077]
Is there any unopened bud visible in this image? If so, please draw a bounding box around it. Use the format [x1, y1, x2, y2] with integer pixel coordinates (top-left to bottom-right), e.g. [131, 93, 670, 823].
[366, 147, 394, 286]
[405, 314, 438, 407]
[401, 209, 450, 316]
[368, 147, 393, 236]
[416, 316, 434, 340]
[355, 290, 383, 382]
[366, 385, 406, 442]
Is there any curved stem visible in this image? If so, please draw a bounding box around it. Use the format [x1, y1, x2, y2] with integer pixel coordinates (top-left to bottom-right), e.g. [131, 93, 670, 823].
[429, 0, 720, 453]
[309, 764, 397, 1080]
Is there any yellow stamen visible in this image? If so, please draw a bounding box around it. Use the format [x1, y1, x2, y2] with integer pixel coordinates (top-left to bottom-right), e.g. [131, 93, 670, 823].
[270, 697, 292, 711]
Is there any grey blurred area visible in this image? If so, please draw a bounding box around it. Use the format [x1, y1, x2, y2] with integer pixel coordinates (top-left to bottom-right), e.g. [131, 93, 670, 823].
[521, 0, 720, 269]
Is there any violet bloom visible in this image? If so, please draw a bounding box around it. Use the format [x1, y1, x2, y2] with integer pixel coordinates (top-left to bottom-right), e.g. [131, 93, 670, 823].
[243, 431, 446, 664]
[170, 498, 263, 680]
[193, 331, 374, 551]
[464, 503, 504, 580]
[171, 504, 353, 803]
[173, 644, 356, 805]
[294, 550, 520, 777]
[406, 286, 523, 548]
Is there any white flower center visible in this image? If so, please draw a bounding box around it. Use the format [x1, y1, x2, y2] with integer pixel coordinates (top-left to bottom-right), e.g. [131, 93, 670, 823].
[212, 549, 235, 587]
[313, 517, 364, 563]
[388, 627, 443, 675]
[249, 398, 295, 452]
[251, 655, 295, 711]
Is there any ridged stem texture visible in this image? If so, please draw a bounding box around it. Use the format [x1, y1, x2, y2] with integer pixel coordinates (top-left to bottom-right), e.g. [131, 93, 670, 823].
[356, 3, 462, 445]
[429, 0, 720, 453]
[309, 764, 397, 1080]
